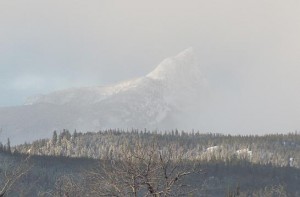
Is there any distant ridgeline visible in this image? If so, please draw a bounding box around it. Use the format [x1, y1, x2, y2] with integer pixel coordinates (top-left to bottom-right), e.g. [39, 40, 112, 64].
[14, 129, 300, 168]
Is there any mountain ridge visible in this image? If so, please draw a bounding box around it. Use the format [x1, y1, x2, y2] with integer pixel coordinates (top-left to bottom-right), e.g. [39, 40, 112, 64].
[26, 47, 203, 106]
[0, 48, 208, 144]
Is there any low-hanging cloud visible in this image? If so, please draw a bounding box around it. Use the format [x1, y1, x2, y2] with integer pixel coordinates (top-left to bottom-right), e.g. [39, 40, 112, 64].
[0, 0, 300, 132]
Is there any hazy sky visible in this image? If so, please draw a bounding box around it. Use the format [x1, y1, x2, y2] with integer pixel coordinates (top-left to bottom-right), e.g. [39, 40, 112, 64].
[1, 0, 300, 111]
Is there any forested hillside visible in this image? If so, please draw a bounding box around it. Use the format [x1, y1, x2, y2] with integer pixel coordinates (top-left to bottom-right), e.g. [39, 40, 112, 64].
[0, 130, 299, 196]
[15, 129, 300, 168]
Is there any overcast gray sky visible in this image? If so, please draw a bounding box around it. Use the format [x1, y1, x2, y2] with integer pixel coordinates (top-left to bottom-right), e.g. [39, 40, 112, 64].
[1, 0, 300, 115]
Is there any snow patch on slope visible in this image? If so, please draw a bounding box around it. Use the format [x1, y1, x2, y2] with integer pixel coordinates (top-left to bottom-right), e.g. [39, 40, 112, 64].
[25, 78, 143, 106]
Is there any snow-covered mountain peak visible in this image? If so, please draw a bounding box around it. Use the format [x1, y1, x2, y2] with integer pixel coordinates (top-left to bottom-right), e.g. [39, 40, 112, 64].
[176, 47, 195, 59]
[0, 48, 212, 144]
[25, 48, 206, 107]
[146, 47, 200, 81]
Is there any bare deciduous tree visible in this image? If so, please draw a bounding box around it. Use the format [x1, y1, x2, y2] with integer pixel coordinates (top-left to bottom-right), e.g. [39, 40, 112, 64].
[85, 139, 200, 196]
[37, 173, 86, 197]
[0, 155, 31, 196]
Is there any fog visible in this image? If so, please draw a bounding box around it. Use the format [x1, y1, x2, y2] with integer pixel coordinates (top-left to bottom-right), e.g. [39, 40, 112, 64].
[1, 0, 300, 133]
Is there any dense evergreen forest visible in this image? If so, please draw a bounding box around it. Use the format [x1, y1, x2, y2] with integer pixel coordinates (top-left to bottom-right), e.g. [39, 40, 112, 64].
[0, 129, 300, 196]
[15, 129, 300, 168]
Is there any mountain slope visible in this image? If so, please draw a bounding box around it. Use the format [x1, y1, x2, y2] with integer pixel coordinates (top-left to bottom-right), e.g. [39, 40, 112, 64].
[0, 48, 208, 144]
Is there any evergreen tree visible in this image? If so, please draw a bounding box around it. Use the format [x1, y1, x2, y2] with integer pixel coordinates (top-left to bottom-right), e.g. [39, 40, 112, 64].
[72, 129, 78, 139]
[6, 138, 11, 154]
[52, 130, 58, 146]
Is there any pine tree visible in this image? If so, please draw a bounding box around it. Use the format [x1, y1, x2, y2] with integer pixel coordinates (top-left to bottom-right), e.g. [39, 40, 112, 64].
[52, 130, 58, 146]
[6, 138, 11, 154]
